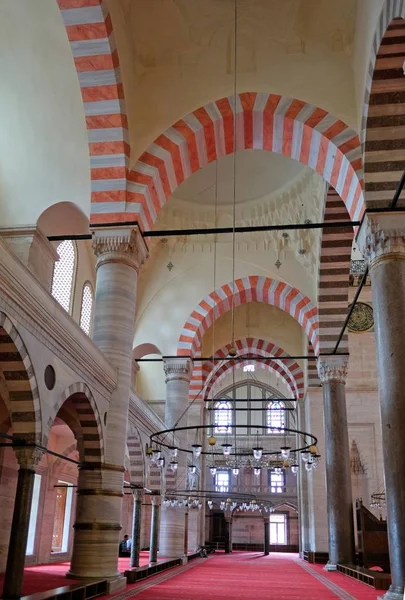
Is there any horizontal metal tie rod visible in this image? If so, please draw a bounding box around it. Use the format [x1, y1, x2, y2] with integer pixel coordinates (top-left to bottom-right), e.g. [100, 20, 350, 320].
[47, 220, 359, 242]
[136, 354, 348, 362]
[206, 407, 295, 411]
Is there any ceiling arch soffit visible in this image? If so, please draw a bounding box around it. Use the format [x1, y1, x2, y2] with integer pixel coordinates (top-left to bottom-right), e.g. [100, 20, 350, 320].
[361, 5, 405, 208]
[57, 0, 130, 220]
[202, 338, 304, 400]
[318, 187, 352, 355]
[177, 276, 319, 359]
[127, 92, 364, 230]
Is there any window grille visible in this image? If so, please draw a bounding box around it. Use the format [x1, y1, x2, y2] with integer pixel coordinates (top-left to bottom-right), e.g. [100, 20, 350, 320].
[266, 400, 285, 433]
[51, 240, 76, 313]
[214, 400, 232, 433]
[79, 283, 94, 335]
[215, 470, 230, 492]
[269, 469, 285, 493]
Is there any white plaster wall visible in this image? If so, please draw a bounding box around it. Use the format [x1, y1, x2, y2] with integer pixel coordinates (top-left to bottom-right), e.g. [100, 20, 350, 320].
[0, 0, 90, 227]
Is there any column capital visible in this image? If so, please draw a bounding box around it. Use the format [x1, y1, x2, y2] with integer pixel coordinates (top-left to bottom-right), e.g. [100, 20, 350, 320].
[14, 446, 44, 470]
[151, 494, 161, 506]
[132, 488, 144, 502]
[163, 357, 193, 383]
[357, 211, 405, 270]
[317, 355, 348, 384]
[92, 226, 148, 272]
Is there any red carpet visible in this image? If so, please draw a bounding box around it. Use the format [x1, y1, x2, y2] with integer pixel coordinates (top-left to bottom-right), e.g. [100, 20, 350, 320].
[113, 553, 380, 600]
[0, 553, 160, 597]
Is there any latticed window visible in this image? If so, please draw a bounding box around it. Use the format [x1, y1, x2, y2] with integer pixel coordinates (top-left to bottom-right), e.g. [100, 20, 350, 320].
[266, 400, 285, 433]
[215, 470, 230, 492]
[214, 400, 232, 433]
[79, 283, 94, 335]
[269, 469, 285, 493]
[51, 240, 76, 313]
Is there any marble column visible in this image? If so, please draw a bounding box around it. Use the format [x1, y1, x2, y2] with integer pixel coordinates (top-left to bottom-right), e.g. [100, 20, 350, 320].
[224, 516, 232, 554]
[3, 448, 43, 600]
[130, 489, 143, 568]
[358, 212, 405, 600]
[149, 496, 160, 563]
[68, 227, 148, 581]
[317, 356, 354, 570]
[159, 359, 192, 557]
[184, 509, 189, 556]
[264, 516, 270, 556]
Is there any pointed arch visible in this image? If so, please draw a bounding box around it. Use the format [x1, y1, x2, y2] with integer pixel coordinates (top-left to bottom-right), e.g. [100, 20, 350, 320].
[125, 92, 364, 230]
[47, 382, 104, 464]
[202, 338, 304, 400]
[57, 0, 129, 217]
[362, 4, 405, 208]
[178, 276, 319, 358]
[0, 313, 42, 444]
[205, 358, 297, 401]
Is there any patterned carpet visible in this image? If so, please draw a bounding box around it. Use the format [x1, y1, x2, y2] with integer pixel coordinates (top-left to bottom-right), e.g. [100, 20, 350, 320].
[108, 553, 380, 600]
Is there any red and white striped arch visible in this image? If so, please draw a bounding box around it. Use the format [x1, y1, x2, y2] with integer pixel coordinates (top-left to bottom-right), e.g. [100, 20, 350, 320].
[127, 92, 364, 229]
[206, 358, 297, 401]
[57, 0, 132, 223]
[202, 338, 304, 400]
[178, 276, 319, 358]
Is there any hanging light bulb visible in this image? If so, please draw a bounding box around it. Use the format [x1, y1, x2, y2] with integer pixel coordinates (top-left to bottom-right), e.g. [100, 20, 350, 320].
[305, 461, 312, 472]
[158, 456, 164, 468]
[254, 466, 261, 476]
[309, 445, 318, 455]
[198, 502, 203, 510]
[210, 465, 217, 476]
[232, 466, 240, 476]
[192, 443, 202, 458]
[283, 459, 290, 469]
[280, 446, 291, 460]
[222, 443, 232, 456]
[170, 460, 178, 472]
[220, 501, 226, 511]
[291, 463, 299, 475]
[253, 447, 263, 460]
[188, 464, 196, 474]
[208, 500, 213, 510]
[169, 446, 178, 458]
[301, 450, 310, 463]
[152, 448, 161, 460]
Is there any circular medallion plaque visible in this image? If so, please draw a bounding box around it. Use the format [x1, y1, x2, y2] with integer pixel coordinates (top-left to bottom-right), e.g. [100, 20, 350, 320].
[44, 365, 56, 390]
[348, 302, 374, 333]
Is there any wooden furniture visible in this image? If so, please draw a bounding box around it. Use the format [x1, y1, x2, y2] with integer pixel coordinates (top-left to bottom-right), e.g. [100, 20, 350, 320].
[303, 551, 329, 564]
[337, 564, 391, 591]
[20, 580, 107, 600]
[356, 500, 390, 571]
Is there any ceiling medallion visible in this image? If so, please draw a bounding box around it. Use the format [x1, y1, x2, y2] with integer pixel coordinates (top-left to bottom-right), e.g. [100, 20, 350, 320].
[348, 302, 374, 334]
[275, 259, 282, 269]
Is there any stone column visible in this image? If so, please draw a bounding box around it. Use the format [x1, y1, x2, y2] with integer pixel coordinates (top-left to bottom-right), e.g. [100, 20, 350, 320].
[263, 516, 270, 556]
[159, 359, 192, 557]
[149, 496, 160, 563]
[3, 448, 43, 600]
[130, 489, 143, 568]
[68, 227, 148, 582]
[184, 509, 189, 556]
[224, 518, 232, 554]
[163, 358, 193, 433]
[358, 212, 405, 600]
[317, 356, 354, 569]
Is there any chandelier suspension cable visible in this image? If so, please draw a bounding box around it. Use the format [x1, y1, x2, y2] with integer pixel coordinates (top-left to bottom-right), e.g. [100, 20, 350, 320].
[230, 0, 238, 350]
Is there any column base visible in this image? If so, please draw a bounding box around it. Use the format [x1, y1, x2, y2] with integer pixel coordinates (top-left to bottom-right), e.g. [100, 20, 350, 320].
[378, 585, 404, 600]
[324, 562, 337, 571]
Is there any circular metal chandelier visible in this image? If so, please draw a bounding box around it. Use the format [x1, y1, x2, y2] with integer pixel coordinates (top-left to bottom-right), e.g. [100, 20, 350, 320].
[148, 423, 321, 476]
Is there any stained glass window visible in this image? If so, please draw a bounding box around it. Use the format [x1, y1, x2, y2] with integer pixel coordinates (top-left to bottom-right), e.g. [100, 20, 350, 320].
[51, 240, 76, 313]
[79, 283, 94, 335]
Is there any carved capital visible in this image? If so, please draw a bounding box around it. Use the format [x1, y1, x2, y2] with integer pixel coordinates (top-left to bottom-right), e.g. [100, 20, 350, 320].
[132, 488, 144, 502]
[14, 446, 44, 470]
[164, 358, 192, 383]
[317, 356, 348, 384]
[151, 494, 161, 506]
[92, 227, 148, 272]
[357, 212, 405, 269]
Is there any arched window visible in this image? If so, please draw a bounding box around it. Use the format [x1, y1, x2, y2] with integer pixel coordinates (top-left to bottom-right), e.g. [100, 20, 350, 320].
[214, 400, 232, 433]
[267, 400, 285, 433]
[51, 240, 76, 313]
[79, 283, 94, 335]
